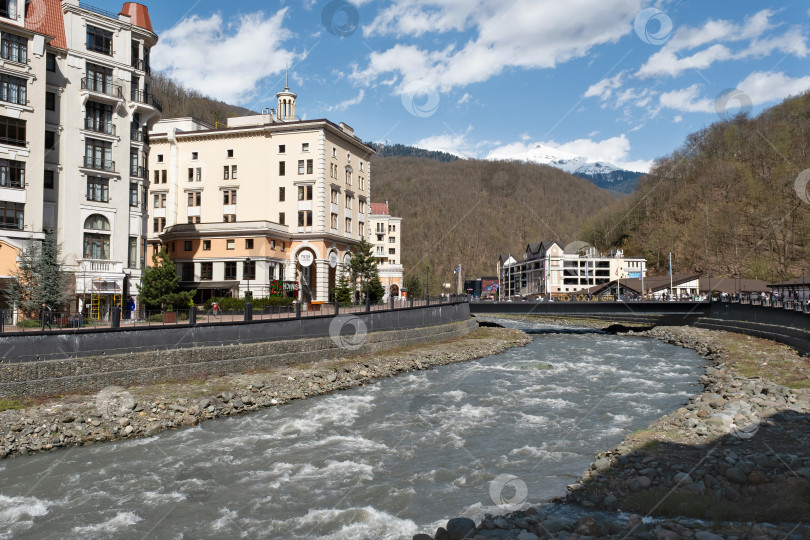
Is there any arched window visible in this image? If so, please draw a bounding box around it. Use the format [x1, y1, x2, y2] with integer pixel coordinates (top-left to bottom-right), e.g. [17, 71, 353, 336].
[83, 214, 110, 259]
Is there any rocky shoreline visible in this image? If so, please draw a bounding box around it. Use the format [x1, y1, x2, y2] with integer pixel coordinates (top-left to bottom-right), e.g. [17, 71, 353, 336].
[417, 323, 810, 540]
[0, 325, 529, 460]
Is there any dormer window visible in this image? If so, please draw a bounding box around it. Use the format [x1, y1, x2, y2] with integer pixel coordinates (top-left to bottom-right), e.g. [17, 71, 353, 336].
[0, 1, 17, 20]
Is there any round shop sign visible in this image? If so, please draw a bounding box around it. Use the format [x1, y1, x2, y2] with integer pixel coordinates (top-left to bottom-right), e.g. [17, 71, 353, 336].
[328, 251, 338, 268]
[298, 251, 314, 267]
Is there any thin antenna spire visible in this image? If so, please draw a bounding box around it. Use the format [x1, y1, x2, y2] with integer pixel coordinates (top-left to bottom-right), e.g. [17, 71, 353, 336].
[285, 63, 289, 90]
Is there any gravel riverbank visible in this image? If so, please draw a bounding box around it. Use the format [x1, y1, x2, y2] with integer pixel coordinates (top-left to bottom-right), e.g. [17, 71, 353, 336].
[0, 325, 529, 460]
[417, 322, 810, 540]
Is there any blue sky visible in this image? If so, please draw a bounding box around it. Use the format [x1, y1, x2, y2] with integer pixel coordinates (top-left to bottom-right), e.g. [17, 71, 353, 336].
[103, 1, 809, 172]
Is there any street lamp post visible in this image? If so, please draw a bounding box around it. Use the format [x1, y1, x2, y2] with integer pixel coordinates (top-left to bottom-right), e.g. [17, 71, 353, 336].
[245, 257, 252, 320]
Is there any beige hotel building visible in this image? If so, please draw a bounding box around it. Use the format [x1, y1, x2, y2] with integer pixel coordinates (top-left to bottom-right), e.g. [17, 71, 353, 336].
[369, 201, 403, 297]
[147, 85, 375, 306]
[0, 0, 160, 318]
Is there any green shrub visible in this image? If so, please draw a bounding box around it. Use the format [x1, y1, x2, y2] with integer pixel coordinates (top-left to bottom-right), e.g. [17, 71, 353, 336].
[16, 319, 42, 328]
[203, 296, 293, 311]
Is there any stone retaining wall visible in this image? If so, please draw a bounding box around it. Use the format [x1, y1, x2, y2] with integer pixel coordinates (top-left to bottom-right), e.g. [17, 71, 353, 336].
[0, 319, 478, 399]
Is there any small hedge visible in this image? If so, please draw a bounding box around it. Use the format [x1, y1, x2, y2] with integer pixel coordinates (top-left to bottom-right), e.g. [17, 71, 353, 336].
[203, 296, 294, 311]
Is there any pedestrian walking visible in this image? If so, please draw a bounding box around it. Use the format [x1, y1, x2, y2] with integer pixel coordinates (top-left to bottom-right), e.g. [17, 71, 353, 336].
[40, 303, 52, 331]
[212, 301, 220, 319]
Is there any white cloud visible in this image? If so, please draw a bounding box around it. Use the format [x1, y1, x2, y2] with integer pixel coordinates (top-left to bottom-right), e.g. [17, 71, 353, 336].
[458, 93, 471, 105]
[153, 10, 300, 104]
[413, 131, 476, 159]
[327, 90, 365, 112]
[658, 84, 714, 113]
[673, 115, 683, 123]
[584, 72, 626, 101]
[737, 71, 810, 104]
[352, 0, 643, 95]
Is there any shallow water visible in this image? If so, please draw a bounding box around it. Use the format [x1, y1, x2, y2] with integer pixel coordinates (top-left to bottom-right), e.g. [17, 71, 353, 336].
[0, 318, 704, 539]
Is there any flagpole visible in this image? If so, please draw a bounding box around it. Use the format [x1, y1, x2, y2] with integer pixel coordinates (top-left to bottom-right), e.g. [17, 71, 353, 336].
[669, 252, 673, 298]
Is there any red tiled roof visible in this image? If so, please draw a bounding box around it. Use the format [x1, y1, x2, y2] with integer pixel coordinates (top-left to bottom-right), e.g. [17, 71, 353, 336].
[370, 202, 389, 215]
[120, 2, 153, 33]
[25, 0, 67, 51]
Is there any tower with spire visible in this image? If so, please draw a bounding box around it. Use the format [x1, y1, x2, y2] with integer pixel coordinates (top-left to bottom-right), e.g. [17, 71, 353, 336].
[276, 69, 297, 121]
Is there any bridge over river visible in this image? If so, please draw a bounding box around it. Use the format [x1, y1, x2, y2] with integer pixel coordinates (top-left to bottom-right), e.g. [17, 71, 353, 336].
[469, 299, 810, 355]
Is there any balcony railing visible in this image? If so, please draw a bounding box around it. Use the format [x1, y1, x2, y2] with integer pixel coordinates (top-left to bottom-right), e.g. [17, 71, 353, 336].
[130, 165, 147, 178]
[130, 90, 163, 113]
[0, 136, 26, 147]
[84, 117, 116, 135]
[130, 129, 149, 144]
[130, 58, 151, 75]
[81, 78, 123, 99]
[78, 259, 123, 273]
[78, 2, 119, 20]
[83, 156, 116, 172]
[0, 177, 23, 189]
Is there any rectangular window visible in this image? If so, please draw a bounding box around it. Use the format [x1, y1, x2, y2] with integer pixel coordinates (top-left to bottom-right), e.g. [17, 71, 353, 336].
[332, 147, 337, 158]
[1, 32, 27, 63]
[278, 144, 285, 153]
[86, 176, 109, 202]
[224, 261, 237, 280]
[0, 73, 27, 105]
[0, 116, 25, 147]
[227, 149, 234, 158]
[153, 192, 166, 208]
[223, 214, 236, 222]
[223, 165, 229, 180]
[85, 63, 116, 96]
[279, 186, 285, 201]
[230, 165, 237, 179]
[45, 170, 55, 190]
[45, 130, 55, 150]
[302, 142, 309, 152]
[278, 212, 285, 225]
[243, 260, 256, 280]
[157, 154, 164, 163]
[161, 170, 167, 184]
[191, 151, 198, 160]
[187, 191, 201, 207]
[200, 262, 213, 280]
[85, 101, 114, 134]
[203, 240, 211, 250]
[345, 194, 353, 209]
[46, 52, 56, 71]
[297, 185, 313, 201]
[345, 217, 351, 233]
[154, 170, 159, 183]
[331, 189, 338, 204]
[298, 160, 304, 174]
[223, 189, 237, 205]
[359, 222, 364, 239]
[306, 159, 313, 174]
[86, 25, 113, 55]
[84, 138, 113, 171]
[226, 239, 235, 250]
[188, 168, 193, 182]
[129, 183, 138, 206]
[359, 200, 365, 214]
[359, 161, 364, 172]
[128, 237, 137, 269]
[389, 248, 396, 255]
[270, 239, 276, 250]
[331, 213, 338, 229]
[196, 167, 201, 181]
[245, 238, 253, 249]
[389, 236, 396, 243]
[279, 161, 285, 176]
[188, 216, 200, 224]
[0, 201, 23, 230]
[152, 217, 166, 233]
[0, 159, 25, 188]
[181, 262, 194, 282]
[297, 210, 312, 227]
[45, 91, 55, 111]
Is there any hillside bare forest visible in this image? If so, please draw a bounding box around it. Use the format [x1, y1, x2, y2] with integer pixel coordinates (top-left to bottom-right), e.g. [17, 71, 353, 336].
[371, 158, 617, 290]
[581, 92, 810, 280]
[151, 73, 255, 127]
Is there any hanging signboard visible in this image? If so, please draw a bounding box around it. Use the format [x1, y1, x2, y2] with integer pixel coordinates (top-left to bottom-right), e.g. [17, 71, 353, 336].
[328, 251, 338, 268]
[298, 251, 314, 267]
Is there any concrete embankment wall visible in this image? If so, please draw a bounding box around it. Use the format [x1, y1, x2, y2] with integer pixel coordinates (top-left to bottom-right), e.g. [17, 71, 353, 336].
[0, 304, 474, 399]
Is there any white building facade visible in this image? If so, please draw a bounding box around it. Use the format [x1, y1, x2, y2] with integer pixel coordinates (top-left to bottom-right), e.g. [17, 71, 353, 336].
[369, 201, 403, 297]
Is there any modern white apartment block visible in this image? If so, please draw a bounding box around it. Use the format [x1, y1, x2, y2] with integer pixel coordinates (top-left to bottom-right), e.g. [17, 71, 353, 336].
[0, 0, 160, 315]
[369, 201, 403, 297]
[498, 240, 647, 298]
[147, 85, 375, 306]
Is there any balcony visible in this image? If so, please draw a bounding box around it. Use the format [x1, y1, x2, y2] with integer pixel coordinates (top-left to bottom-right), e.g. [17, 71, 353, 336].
[78, 259, 123, 274]
[131, 58, 151, 75]
[81, 78, 123, 100]
[130, 129, 149, 144]
[129, 164, 147, 178]
[0, 136, 26, 148]
[130, 90, 163, 113]
[84, 117, 116, 136]
[83, 156, 116, 173]
[0, 177, 23, 189]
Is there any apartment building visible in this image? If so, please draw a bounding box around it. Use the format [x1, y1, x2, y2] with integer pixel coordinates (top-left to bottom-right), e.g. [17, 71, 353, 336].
[0, 0, 160, 316]
[369, 201, 403, 297]
[147, 85, 375, 305]
[498, 240, 647, 298]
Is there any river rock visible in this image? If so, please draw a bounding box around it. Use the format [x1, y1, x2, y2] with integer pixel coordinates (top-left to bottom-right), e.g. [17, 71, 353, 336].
[695, 531, 724, 540]
[724, 467, 747, 484]
[445, 517, 476, 539]
[628, 476, 651, 491]
[412, 535, 434, 540]
[541, 517, 574, 534]
[516, 532, 540, 540]
[574, 516, 607, 537]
